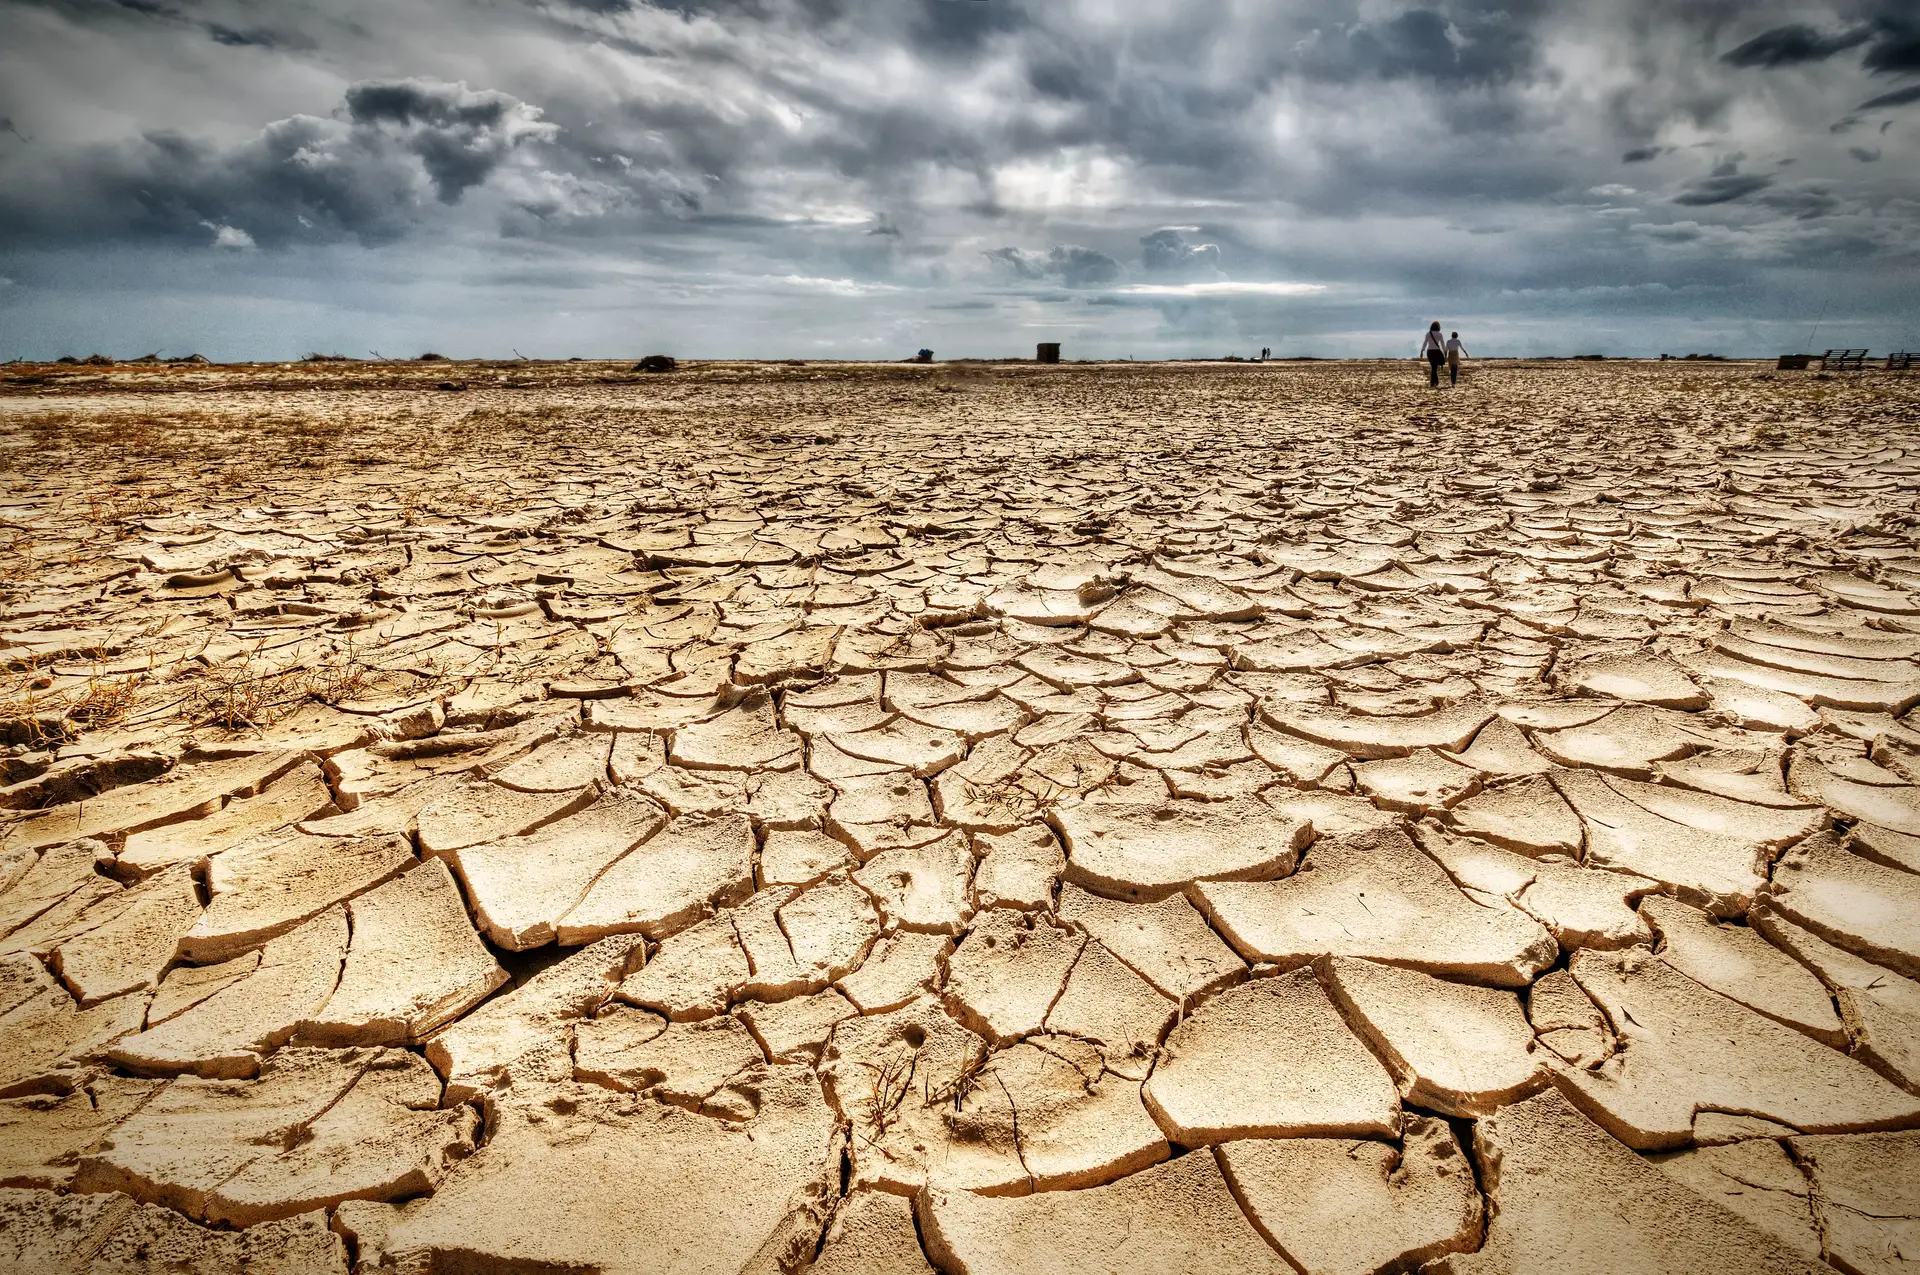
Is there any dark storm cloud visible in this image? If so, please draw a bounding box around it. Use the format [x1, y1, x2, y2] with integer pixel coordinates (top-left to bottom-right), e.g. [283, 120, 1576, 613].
[207, 23, 276, 46]
[1296, 3, 1540, 85]
[343, 80, 548, 201]
[0, 78, 557, 246]
[905, 0, 1028, 57]
[0, 0, 1710, 245]
[1673, 173, 1775, 205]
[1857, 83, 1920, 110]
[1140, 229, 1221, 278]
[1720, 7, 1920, 75]
[39, 0, 181, 14]
[1, 0, 1917, 359]
[981, 248, 1042, 279]
[985, 245, 1121, 288]
[1023, 40, 1118, 103]
[1760, 182, 1841, 218]
[1636, 222, 1704, 243]
[1860, 8, 1920, 73]
[1721, 24, 1871, 68]
[1049, 246, 1121, 287]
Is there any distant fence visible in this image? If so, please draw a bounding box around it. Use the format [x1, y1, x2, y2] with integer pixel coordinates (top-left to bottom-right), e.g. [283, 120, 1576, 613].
[1821, 349, 1870, 371]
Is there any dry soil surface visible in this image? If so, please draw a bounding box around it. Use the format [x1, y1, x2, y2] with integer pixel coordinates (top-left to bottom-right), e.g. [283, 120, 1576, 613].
[2, 356, 1919, 1274]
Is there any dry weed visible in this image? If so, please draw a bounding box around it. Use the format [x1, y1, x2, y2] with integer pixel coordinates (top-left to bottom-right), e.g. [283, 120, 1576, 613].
[63, 672, 142, 727]
[184, 652, 377, 728]
[927, 1041, 992, 1111]
[863, 1054, 915, 1145]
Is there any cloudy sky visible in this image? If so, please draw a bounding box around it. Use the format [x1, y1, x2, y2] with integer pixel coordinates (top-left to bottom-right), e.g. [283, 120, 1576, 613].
[2, 0, 1917, 360]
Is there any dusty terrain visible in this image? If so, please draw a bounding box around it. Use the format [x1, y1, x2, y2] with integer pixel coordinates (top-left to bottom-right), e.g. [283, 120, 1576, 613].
[2, 356, 1919, 1274]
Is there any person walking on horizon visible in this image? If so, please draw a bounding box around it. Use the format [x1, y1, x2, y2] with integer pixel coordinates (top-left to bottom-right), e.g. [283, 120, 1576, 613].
[1445, 330, 1468, 386]
[1419, 321, 1447, 387]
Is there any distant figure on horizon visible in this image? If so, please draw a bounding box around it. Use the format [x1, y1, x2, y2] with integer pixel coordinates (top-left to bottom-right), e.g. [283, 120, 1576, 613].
[1446, 330, 1468, 386]
[1419, 321, 1447, 387]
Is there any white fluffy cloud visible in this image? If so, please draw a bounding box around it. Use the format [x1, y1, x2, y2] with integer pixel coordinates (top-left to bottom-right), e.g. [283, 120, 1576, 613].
[202, 221, 256, 248]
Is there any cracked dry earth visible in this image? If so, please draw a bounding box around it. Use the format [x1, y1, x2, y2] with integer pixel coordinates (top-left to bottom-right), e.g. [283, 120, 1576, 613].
[4, 357, 1920, 1275]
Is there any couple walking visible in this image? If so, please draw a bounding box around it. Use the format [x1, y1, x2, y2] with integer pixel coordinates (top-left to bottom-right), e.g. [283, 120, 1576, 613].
[1419, 322, 1467, 386]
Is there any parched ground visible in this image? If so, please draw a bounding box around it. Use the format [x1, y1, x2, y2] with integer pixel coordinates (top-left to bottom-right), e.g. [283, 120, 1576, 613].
[2, 356, 1919, 1274]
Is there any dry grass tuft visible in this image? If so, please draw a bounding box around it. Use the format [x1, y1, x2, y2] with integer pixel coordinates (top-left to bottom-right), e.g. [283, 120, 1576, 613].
[185, 653, 376, 729]
[63, 672, 142, 728]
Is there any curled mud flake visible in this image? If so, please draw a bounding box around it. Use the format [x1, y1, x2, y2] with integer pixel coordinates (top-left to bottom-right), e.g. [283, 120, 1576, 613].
[1558, 948, 1920, 1150]
[1142, 967, 1400, 1145]
[1220, 1115, 1484, 1275]
[1051, 796, 1310, 902]
[1763, 832, 1920, 980]
[1319, 954, 1545, 1117]
[920, 1142, 1289, 1275]
[1447, 1087, 1837, 1274]
[1192, 827, 1557, 986]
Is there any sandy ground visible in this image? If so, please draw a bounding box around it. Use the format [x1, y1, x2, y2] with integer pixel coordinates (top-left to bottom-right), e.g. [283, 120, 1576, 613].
[2, 357, 1920, 1273]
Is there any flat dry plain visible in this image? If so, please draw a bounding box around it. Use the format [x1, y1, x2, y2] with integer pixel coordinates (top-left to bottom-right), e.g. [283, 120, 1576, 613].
[3, 356, 1920, 1275]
